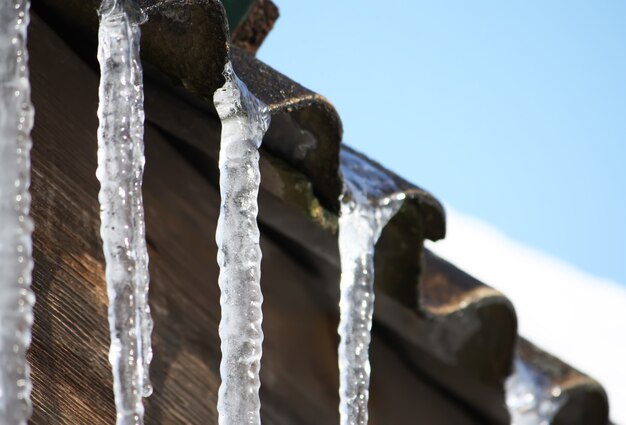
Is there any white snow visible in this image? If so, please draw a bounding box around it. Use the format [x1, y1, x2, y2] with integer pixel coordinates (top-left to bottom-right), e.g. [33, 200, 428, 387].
[96, 1, 152, 423]
[427, 206, 626, 425]
[214, 62, 270, 425]
[0, 1, 35, 423]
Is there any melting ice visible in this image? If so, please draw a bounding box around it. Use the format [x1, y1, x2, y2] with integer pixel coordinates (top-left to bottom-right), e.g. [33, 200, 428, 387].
[337, 149, 404, 425]
[214, 62, 270, 425]
[96, 1, 153, 423]
[0, 1, 35, 423]
[506, 357, 565, 425]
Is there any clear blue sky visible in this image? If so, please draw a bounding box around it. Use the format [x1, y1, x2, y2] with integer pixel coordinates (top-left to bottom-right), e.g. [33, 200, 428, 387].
[257, 1, 626, 285]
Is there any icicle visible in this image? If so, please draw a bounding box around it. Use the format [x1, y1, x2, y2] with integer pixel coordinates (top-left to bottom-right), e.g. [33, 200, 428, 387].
[96, 1, 153, 424]
[0, 1, 35, 423]
[505, 358, 565, 425]
[337, 150, 405, 425]
[213, 62, 270, 425]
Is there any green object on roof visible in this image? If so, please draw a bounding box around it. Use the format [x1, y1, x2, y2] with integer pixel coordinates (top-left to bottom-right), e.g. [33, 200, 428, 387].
[221, 0, 256, 31]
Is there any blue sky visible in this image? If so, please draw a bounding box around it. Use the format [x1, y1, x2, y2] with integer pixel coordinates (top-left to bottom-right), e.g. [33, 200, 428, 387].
[258, 1, 626, 284]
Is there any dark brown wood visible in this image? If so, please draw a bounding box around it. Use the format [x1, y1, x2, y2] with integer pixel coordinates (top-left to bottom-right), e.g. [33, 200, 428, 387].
[231, 0, 280, 55]
[28, 14, 486, 424]
[32, 0, 230, 97]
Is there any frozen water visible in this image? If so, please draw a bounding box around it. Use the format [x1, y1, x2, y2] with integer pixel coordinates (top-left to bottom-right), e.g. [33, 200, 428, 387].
[214, 62, 270, 425]
[0, 1, 35, 423]
[337, 150, 404, 425]
[96, 1, 152, 423]
[506, 358, 564, 425]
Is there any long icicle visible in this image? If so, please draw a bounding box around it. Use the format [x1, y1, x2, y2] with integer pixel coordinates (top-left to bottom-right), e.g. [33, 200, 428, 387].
[0, 1, 35, 423]
[214, 62, 270, 425]
[337, 150, 405, 425]
[96, 1, 153, 424]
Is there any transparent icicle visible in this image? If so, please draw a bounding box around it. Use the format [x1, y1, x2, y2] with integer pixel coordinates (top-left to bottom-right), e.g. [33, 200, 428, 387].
[337, 151, 405, 425]
[214, 62, 270, 425]
[506, 358, 565, 425]
[0, 1, 35, 423]
[96, 1, 153, 424]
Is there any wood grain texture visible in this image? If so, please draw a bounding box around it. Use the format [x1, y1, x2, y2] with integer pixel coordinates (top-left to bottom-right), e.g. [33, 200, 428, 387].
[27, 14, 486, 424]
